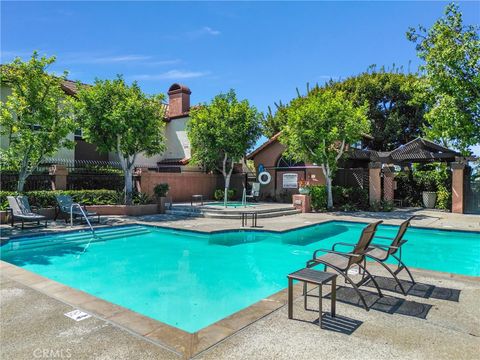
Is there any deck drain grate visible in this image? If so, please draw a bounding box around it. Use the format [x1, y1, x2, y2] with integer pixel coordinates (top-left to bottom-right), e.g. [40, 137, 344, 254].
[64, 310, 91, 321]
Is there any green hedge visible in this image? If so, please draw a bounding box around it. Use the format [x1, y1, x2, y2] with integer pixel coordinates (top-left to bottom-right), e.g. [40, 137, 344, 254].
[307, 185, 369, 212]
[214, 189, 237, 201]
[0, 190, 152, 211]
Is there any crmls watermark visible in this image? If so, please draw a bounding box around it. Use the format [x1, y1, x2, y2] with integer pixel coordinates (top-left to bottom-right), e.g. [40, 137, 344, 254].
[33, 348, 72, 358]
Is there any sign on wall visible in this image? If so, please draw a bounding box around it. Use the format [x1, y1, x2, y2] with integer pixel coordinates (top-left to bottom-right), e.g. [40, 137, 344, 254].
[282, 173, 298, 189]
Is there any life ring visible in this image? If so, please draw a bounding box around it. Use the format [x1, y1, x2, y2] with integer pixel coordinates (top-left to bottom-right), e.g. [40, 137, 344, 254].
[258, 171, 271, 185]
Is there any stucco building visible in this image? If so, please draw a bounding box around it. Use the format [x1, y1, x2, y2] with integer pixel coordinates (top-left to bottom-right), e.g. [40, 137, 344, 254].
[1, 81, 195, 171]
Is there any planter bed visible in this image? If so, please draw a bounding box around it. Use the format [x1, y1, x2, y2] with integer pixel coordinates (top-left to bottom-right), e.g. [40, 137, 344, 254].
[0, 204, 158, 224]
[85, 204, 158, 216]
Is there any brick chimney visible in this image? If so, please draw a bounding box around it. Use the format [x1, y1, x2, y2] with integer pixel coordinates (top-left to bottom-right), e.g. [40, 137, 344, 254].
[167, 83, 191, 118]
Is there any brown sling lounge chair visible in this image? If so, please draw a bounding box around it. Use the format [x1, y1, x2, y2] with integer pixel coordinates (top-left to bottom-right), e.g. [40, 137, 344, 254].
[367, 217, 416, 294]
[332, 216, 416, 295]
[306, 221, 383, 311]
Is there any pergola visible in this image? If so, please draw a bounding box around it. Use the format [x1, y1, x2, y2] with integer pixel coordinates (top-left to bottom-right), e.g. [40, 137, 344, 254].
[363, 138, 472, 214]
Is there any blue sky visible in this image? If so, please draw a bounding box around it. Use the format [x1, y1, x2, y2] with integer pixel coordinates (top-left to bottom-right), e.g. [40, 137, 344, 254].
[1, 1, 479, 154]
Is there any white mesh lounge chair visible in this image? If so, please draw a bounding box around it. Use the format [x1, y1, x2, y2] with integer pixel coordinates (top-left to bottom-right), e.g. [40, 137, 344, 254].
[7, 196, 47, 229]
[54, 194, 100, 223]
[245, 182, 260, 202]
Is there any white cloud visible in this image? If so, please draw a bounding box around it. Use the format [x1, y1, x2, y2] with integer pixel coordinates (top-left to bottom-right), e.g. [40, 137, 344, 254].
[144, 59, 182, 66]
[59, 53, 182, 66]
[70, 54, 152, 64]
[202, 26, 221, 36]
[185, 26, 221, 39]
[133, 70, 210, 81]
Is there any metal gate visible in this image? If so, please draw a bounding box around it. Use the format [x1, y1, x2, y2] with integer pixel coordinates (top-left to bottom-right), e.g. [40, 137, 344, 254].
[465, 165, 480, 214]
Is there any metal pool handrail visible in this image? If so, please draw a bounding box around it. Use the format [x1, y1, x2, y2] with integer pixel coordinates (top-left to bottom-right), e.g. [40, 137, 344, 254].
[70, 203, 96, 236]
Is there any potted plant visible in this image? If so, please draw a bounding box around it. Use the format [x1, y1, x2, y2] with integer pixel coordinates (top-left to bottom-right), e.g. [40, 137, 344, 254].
[298, 180, 310, 195]
[154, 183, 170, 213]
[419, 177, 437, 209]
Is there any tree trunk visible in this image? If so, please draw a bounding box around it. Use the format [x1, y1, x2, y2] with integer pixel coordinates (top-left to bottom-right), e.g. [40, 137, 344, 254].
[320, 163, 334, 210]
[124, 167, 134, 205]
[224, 172, 231, 207]
[326, 174, 333, 209]
[17, 170, 28, 192]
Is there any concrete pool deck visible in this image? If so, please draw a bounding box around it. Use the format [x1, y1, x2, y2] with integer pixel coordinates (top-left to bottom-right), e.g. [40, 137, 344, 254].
[1, 209, 479, 359]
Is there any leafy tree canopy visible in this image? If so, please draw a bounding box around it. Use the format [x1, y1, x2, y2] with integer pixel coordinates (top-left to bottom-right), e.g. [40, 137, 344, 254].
[325, 66, 426, 151]
[263, 100, 289, 138]
[0, 52, 75, 191]
[407, 2, 480, 153]
[281, 88, 370, 208]
[263, 68, 426, 152]
[73, 76, 166, 204]
[187, 89, 262, 193]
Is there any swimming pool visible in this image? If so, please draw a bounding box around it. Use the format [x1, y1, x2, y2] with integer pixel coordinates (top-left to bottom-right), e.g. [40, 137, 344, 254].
[1, 221, 478, 333]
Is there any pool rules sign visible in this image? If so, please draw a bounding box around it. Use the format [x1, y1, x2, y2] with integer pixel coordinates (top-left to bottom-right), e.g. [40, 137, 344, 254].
[282, 173, 298, 188]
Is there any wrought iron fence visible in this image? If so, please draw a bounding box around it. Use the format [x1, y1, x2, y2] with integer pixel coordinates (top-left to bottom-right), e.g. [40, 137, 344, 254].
[0, 172, 52, 191]
[333, 168, 369, 189]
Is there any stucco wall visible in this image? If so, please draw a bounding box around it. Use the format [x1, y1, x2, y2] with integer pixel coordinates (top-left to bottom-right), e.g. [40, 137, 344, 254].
[250, 139, 326, 201]
[139, 171, 244, 202]
[164, 116, 191, 160]
[107, 116, 191, 167]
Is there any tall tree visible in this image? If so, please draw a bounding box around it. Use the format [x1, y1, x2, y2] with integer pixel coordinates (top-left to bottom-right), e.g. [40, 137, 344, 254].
[262, 100, 289, 138]
[326, 66, 426, 151]
[74, 76, 166, 205]
[407, 2, 480, 153]
[0, 52, 75, 191]
[281, 89, 369, 208]
[187, 90, 262, 204]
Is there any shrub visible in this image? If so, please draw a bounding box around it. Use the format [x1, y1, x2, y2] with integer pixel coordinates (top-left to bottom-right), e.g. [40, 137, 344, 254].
[308, 185, 327, 211]
[395, 163, 452, 210]
[369, 200, 395, 212]
[214, 189, 237, 201]
[436, 186, 451, 210]
[132, 192, 152, 205]
[153, 183, 169, 198]
[0, 189, 152, 210]
[307, 185, 368, 211]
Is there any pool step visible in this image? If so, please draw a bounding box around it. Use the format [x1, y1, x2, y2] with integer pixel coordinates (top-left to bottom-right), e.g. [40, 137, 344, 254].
[166, 207, 301, 219]
[204, 209, 301, 219]
[2, 226, 151, 252]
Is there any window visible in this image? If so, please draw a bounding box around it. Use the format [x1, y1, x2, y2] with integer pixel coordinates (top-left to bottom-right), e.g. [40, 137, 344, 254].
[276, 156, 305, 168]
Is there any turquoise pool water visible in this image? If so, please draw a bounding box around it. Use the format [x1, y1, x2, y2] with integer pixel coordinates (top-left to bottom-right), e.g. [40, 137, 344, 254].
[1, 222, 478, 333]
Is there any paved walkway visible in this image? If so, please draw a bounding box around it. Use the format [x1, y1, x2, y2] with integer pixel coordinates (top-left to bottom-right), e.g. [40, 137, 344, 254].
[2, 266, 479, 360]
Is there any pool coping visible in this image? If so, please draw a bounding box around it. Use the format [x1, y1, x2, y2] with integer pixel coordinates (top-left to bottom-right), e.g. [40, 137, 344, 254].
[0, 259, 308, 359]
[2, 217, 479, 244]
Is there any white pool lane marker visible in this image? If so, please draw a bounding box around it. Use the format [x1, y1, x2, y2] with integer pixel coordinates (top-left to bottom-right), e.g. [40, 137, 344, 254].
[64, 309, 91, 321]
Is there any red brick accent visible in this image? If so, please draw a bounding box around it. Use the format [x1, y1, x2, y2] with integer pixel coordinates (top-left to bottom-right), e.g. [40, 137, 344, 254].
[369, 162, 382, 205]
[167, 83, 191, 119]
[451, 162, 466, 214]
[383, 172, 396, 202]
[292, 194, 311, 213]
[49, 165, 68, 190]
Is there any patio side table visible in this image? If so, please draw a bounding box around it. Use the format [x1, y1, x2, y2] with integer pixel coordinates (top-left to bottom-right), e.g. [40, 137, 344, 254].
[287, 268, 337, 328]
[191, 194, 204, 206]
[241, 211, 258, 227]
